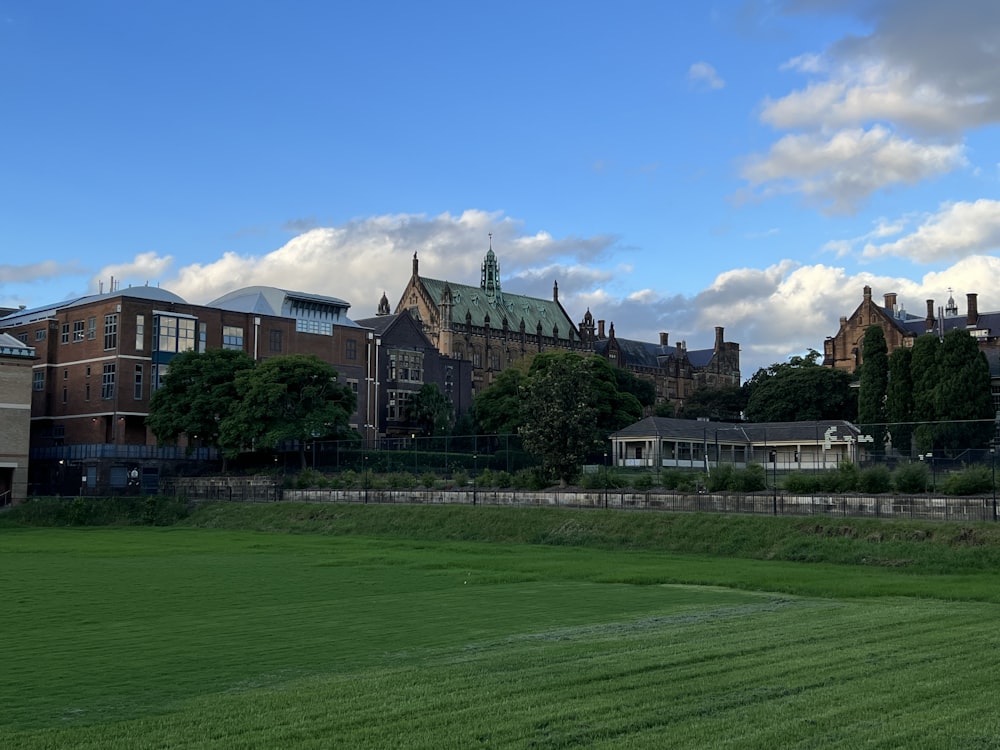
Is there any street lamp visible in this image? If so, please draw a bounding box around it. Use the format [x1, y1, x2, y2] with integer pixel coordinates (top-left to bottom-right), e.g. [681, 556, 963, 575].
[992, 447, 997, 522]
[473, 453, 478, 506]
[603, 450, 609, 509]
[363, 454, 369, 505]
[769, 450, 778, 516]
[412, 433, 417, 474]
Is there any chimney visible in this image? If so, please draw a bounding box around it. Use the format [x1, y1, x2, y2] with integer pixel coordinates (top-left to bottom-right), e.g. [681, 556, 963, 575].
[967, 293, 979, 327]
[553, 280, 558, 301]
[715, 326, 724, 351]
[659, 332, 669, 346]
[925, 299, 935, 330]
[863, 285, 872, 301]
[598, 320, 605, 339]
[884, 293, 897, 314]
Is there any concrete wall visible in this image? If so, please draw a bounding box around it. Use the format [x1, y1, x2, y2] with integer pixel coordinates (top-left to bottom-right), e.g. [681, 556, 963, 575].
[0, 355, 33, 503]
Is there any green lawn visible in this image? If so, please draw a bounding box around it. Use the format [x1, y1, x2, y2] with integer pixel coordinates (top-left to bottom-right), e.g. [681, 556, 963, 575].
[3, 525, 999, 748]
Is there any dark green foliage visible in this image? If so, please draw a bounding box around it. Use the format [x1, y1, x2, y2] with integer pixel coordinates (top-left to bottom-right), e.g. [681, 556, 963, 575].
[858, 326, 888, 454]
[146, 349, 256, 457]
[404, 383, 453, 436]
[631, 472, 655, 491]
[680, 385, 746, 421]
[910, 334, 941, 453]
[653, 400, 676, 418]
[934, 329, 994, 453]
[472, 366, 528, 435]
[4, 495, 190, 526]
[707, 464, 765, 492]
[858, 465, 892, 494]
[744, 352, 856, 422]
[886, 347, 914, 457]
[892, 462, 930, 493]
[941, 465, 993, 496]
[611, 366, 655, 408]
[223, 354, 356, 469]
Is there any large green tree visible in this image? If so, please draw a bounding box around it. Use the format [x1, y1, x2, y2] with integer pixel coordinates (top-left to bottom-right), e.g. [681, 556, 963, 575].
[582, 355, 644, 436]
[518, 354, 600, 484]
[146, 348, 255, 462]
[473, 366, 527, 434]
[857, 326, 889, 454]
[222, 354, 356, 468]
[744, 351, 855, 422]
[910, 334, 941, 453]
[680, 385, 746, 422]
[934, 329, 994, 452]
[885, 347, 914, 456]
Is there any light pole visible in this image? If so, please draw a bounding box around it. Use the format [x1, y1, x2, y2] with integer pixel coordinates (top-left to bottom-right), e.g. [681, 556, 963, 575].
[769, 450, 777, 516]
[473, 453, 478, 505]
[992, 448, 997, 522]
[603, 450, 609, 508]
[363, 454, 369, 504]
[412, 433, 417, 474]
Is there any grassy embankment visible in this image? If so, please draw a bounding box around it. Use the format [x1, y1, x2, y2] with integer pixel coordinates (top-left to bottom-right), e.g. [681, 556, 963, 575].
[3, 501, 1000, 748]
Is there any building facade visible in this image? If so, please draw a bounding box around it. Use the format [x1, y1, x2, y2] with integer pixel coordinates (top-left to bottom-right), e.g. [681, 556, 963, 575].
[354, 309, 473, 439]
[0, 285, 374, 493]
[394, 243, 585, 395]
[584, 317, 741, 408]
[0, 332, 35, 504]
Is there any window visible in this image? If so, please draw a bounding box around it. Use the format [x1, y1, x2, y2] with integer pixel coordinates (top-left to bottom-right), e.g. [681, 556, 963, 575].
[35, 328, 46, 341]
[153, 364, 169, 391]
[153, 315, 196, 354]
[63, 369, 68, 380]
[347, 379, 359, 394]
[472, 348, 482, 368]
[296, 319, 332, 335]
[101, 363, 116, 399]
[269, 329, 282, 353]
[387, 390, 413, 421]
[62, 387, 67, 404]
[136, 314, 145, 351]
[17, 332, 27, 343]
[388, 350, 424, 383]
[73, 320, 85, 342]
[134, 365, 143, 400]
[104, 314, 118, 350]
[85, 365, 91, 377]
[61, 323, 69, 344]
[490, 352, 500, 371]
[346, 338, 358, 360]
[223, 325, 244, 350]
[85, 384, 90, 401]
[87, 317, 96, 340]
[198, 322, 207, 352]
[32, 371, 44, 391]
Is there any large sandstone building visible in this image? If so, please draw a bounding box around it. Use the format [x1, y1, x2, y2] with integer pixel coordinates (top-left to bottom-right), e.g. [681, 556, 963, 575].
[394, 240, 741, 407]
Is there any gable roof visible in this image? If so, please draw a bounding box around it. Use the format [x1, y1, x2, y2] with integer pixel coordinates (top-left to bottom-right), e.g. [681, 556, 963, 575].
[419, 276, 577, 338]
[611, 416, 861, 444]
[594, 337, 716, 368]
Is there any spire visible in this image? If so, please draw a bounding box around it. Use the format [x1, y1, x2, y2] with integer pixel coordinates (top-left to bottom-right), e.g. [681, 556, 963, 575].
[480, 234, 502, 303]
[377, 291, 390, 316]
[412, 251, 419, 277]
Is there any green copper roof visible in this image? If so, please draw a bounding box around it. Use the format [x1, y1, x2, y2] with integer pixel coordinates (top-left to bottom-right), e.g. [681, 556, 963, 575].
[420, 277, 576, 338]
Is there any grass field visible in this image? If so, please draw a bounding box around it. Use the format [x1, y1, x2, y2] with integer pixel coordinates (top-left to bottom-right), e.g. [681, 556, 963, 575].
[4, 507, 1000, 748]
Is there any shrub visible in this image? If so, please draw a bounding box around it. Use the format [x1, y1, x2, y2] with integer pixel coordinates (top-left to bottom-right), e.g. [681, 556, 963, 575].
[420, 472, 438, 488]
[941, 465, 993, 496]
[386, 472, 417, 489]
[451, 469, 469, 489]
[858, 465, 892, 494]
[706, 465, 734, 493]
[783, 472, 822, 494]
[892, 462, 930, 494]
[734, 463, 766, 492]
[833, 461, 860, 493]
[631, 473, 654, 491]
[659, 469, 687, 490]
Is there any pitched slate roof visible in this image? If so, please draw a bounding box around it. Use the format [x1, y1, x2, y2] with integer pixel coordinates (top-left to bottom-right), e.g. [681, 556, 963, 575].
[419, 276, 576, 337]
[593, 338, 716, 368]
[611, 416, 860, 444]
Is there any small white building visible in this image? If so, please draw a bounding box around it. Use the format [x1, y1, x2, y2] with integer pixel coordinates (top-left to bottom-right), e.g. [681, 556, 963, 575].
[609, 417, 869, 472]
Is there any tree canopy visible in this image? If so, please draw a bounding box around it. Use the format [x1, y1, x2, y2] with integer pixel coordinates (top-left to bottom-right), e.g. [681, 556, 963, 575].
[744, 351, 856, 422]
[680, 385, 746, 422]
[221, 354, 356, 468]
[146, 348, 255, 460]
[404, 383, 453, 436]
[857, 326, 889, 454]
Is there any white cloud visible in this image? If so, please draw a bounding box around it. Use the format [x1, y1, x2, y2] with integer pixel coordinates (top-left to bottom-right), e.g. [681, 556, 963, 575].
[862, 199, 1000, 261]
[741, 126, 965, 213]
[688, 61, 725, 90]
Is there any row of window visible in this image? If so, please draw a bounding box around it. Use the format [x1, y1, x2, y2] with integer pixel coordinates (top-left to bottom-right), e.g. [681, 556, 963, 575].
[387, 350, 423, 382]
[34, 364, 144, 401]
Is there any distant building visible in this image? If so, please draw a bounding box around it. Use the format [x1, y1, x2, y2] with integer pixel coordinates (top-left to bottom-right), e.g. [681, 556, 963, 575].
[610, 416, 865, 471]
[394, 240, 584, 395]
[0, 332, 35, 504]
[354, 308, 473, 438]
[583, 318, 741, 408]
[0, 284, 374, 494]
[823, 285, 1000, 410]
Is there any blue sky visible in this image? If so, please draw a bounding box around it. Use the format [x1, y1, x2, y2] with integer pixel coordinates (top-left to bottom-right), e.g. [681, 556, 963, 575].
[3, 1, 1000, 380]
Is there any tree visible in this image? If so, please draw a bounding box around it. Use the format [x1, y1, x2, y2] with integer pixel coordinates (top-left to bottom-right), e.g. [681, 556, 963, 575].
[222, 354, 356, 469]
[885, 347, 914, 456]
[744, 353, 855, 422]
[518, 354, 599, 484]
[473, 366, 527, 434]
[680, 385, 746, 421]
[405, 383, 453, 436]
[610, 366, 655, 410]
[910, 334, 941, 453]
[583, 356, 644, 437]
[934, 329, 993, 452]
[146, 349, 255, 463]
[857, 326, 888, 454]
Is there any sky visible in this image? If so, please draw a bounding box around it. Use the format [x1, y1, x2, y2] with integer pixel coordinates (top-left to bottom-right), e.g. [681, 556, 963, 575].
[3, 0, 1000, 381]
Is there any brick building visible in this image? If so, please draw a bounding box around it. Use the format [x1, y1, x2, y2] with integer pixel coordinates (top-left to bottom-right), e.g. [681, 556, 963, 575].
[0, 284, 377, 493]
[0, 332, 35, 504]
